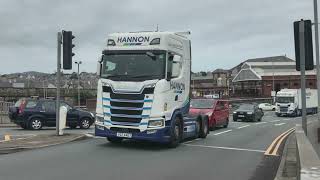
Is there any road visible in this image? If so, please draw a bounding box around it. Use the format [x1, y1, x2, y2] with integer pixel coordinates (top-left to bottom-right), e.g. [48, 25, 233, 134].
[0, 112, 312, 180]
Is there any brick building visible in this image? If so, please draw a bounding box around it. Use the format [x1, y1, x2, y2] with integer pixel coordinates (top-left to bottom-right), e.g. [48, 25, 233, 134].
[232, 56, 317, 97]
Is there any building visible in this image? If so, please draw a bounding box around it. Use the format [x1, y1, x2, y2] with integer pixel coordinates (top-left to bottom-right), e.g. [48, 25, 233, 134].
[231, 56, 316, 97]
[191, 69, 230, 97]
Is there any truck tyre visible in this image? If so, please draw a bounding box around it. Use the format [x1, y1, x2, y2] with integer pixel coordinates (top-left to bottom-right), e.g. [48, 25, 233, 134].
[107, 137, 122, 143]
[168, 117, 182, 148]
[195, 118, 201, 137]
[199, 116, 209, 138]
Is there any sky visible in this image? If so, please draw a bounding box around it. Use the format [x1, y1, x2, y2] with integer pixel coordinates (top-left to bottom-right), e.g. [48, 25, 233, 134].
[0, 0, 315, 74]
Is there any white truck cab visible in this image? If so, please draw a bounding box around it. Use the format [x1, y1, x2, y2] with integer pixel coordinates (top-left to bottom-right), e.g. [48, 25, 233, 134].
[275, 89, 318, 117]
[94, 31, 208, 147]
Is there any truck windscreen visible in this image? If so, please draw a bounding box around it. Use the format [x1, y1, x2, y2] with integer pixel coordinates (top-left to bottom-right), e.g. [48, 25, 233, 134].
[101, 51, 166, 81]
[276, 97, 294, 103]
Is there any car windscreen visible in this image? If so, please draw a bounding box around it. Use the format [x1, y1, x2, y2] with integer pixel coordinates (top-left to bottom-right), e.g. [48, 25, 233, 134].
[190, 99, 215, 109]
[237, 104, 254, 111]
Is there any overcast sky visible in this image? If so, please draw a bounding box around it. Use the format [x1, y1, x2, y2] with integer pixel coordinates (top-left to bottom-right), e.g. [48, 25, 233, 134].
[0, 0, 315, 74]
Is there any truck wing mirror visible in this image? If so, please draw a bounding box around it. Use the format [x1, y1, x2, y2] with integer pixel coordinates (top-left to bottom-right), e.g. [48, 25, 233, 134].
[97, 55, 103, 76]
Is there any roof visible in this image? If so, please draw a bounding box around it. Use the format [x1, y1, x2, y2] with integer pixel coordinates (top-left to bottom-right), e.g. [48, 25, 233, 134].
[212, 69, 229, 74]
[245, 56, 294, 63]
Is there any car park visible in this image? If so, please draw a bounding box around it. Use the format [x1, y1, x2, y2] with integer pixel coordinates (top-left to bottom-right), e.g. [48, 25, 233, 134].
[258, 103, 276, 111]
[8, 98, 95, 130]
[233, 104, 264, 122]
[190, 98, 229, 130]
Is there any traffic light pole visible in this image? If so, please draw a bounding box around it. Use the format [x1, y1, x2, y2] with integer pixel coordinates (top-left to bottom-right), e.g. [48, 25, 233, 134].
[56, 32, 62, 136]
[299, 21, 308, 135]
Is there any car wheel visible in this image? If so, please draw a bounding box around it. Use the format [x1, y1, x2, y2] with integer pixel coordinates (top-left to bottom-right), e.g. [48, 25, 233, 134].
[168, 117, 182, 148]
[29, 118, 43, 130]
[223, 118, 229, 128]
[209, 120, 216, 131]
[107, 137, 123, 143]
[80, 118, 91, 129]
[199, 116, 209, 138]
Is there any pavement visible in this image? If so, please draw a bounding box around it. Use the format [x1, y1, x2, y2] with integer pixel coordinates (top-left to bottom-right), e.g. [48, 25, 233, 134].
[0, 111, 315, 180]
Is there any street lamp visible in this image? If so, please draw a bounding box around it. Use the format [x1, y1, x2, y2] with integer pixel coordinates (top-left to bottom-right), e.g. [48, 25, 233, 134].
[75, 61, 82, 107]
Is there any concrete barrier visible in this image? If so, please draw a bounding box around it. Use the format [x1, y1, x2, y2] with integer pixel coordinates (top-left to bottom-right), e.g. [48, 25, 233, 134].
[296, 124, 320, 180]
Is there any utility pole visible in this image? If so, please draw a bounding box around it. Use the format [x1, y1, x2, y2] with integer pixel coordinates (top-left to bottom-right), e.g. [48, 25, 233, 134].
[299, 21, 308, 135]
[56, 32, 62, 136]
[272, 61, 275, 103]
[313, 0, 320, 121]
[75, 61, 82, 107]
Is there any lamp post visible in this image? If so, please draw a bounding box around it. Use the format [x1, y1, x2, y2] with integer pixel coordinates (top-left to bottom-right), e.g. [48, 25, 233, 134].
[75, 61, 82, 107]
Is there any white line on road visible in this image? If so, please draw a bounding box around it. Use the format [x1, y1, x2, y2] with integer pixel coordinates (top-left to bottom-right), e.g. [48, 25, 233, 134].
[183, 144, 265, 153]
[212, 130, 232, 136]
[271, 120, 281, 122]
[282, 119, 291, 121]
[255, 122, 267, 125]
[237, 125, 250, 129]
[274, 123, 286, 126]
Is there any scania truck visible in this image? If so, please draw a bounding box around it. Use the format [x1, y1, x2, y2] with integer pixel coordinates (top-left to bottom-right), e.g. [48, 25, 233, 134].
[275, 88, 318, 117]
[94, 31, 209, 147]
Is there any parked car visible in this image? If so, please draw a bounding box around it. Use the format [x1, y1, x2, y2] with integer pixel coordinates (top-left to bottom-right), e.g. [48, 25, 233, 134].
[190, 98, 229, 130]
[233, 104, 264, 122]
[8, 98, 95, 130]
[258, 103, 276, 111]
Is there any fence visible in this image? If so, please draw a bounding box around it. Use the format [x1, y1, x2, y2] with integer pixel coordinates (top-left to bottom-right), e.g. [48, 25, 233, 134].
[0, 101, 14, 124]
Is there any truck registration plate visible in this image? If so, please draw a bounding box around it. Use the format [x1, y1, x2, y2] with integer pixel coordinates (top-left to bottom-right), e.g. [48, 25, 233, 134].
[116, 132, 132, 138]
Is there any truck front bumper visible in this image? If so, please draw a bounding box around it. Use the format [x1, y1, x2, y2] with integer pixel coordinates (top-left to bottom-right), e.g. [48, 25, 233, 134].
[95, 125, 172, 143]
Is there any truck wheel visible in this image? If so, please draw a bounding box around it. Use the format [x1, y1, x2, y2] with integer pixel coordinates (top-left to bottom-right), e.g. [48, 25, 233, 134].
[195, 118, 201, 137]
[168, 117, 182, 148]
[199, 116, 209, 138]
[107, 137, 122, 143]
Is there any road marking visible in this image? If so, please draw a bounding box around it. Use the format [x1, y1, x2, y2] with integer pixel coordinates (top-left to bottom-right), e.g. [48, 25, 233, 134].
[282, 119, 291, 121]
[237, 125, 250, 129]
[212, 130, 232, 136]
[264, 128, 295, 156]
[271, 120, 281, 122]
[255, 122, 267, 125]
[183, 144, 265, 153]
[274, 123, 286, 126]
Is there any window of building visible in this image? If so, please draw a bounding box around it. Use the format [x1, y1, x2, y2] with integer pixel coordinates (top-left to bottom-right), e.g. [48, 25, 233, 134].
[309, 82, 313, 86]
[283, 82, 288, 86]
[293, 82, 299, 86]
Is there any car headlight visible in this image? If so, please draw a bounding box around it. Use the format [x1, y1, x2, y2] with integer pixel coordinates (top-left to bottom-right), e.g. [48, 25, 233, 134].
[148, 119, 164, 127]
[247, 112, 253, 115]
[233, 111, 237, 114]
[95, 116, 104, 123]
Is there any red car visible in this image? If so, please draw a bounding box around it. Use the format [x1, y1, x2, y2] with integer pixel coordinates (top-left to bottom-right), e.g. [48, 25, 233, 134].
[189, 99, 230, 130]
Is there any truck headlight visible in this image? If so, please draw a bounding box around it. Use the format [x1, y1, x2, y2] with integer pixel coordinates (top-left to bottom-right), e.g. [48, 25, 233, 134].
[233, 111, 237, 114]
[95, 116, 104, 123]
[148, 119, 164, 127]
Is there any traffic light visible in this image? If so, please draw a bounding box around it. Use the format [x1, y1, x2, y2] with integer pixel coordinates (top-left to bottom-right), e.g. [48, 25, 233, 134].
[294, 20, 314, 71]
[62, 31, 75, 70]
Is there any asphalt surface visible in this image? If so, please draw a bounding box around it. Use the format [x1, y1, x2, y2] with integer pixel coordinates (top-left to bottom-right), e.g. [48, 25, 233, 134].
[0, 111, 312, 180]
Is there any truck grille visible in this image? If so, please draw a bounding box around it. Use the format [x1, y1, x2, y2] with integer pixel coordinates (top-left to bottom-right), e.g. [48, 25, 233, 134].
[103, 86, 153, 124]
[280, 107, 288, 112]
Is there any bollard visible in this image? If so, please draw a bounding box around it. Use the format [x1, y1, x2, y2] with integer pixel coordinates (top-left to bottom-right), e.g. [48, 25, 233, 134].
[4, 134, 11, 141]
[59, 106, 67, 136]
